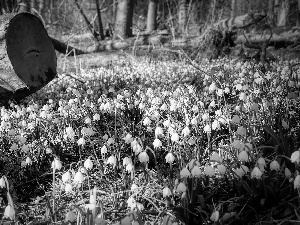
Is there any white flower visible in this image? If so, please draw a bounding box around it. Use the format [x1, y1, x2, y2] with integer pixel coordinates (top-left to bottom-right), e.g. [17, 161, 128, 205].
[93, 113, 100, 121]
[238, 151, 249, 162]
[123, 157, 132, 167]
[251, 167, 263, 179]
[101, 145, 108, 154]
[25, 157, 32, 165]
[65, 211, 76, 222]
[270, 160, 280, 171]
[234, 168, 244, 178]
[257, 157, 266, 167]
[143, 117, 151, 126]
[210, 152, 222, 163]
[291, 151, 300, 163]
[126, 163, 134, 173]
[77, 137, 86, 146]
[84, 158, 93, 170]
[171, 132, 179, 142]
[181, 126, 190, 137]
[123, 133, 133, 144]
[165, 152, 175, 163]
[74, 171, 84, 183]
[155, 127, 163, 137]
[217, 164, 226, 175]
[138, 151, 149, 163]
[210, 211, 219, 222]
[176, 182, 186, 192]
[127, 196, 136, 208]
[180, 167, 191, 178]
[131, 183, 138, 192]
[51, 158, 62, 170]
[236, 126, 247, 136]
[294, 175, 300, 189]
[162, 187, 172, 197]
[107, 155, 117, 167]
[204, 165, 215, 176]
[285, 168, 291, 178]
[209, 82, 217, 93]
[191, 166, 201, 177]
[203, 124, 211, 133]
[132, 142, 142, 155]
[62, 171, 71, 183]
[153, 138, 162, 148]
[0, 177, 6, 188]
[4, 205, 15, 220]
[231, 115, 240, 124]
[212, 120, 220, 130]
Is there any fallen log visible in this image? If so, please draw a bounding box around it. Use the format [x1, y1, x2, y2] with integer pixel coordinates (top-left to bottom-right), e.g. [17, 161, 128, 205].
[236, 26, 300, 44]
[0, 12, 56, 104]
[214, 12, 266, 31]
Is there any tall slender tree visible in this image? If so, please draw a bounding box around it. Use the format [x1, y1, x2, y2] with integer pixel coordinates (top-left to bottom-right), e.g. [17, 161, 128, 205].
[114, 0, 134, 39]
[95, 0, 104, 40]
[146, 0, 158, 33]
[178, 0, 187, 37]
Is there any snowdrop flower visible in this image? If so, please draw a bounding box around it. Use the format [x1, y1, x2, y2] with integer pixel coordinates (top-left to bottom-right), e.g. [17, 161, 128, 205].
[205, 165, 215, 176]
[291, 151, 300, 163]
[270, 160, 280, 171]
[191, 166, 201, 177]
[0, 177, 5, 188]
[155, 126, 163, 137]
[77, 137, 85, 146]
[123, 157, 132, 167]
[285, 168, 291, 178]
[123, 133, 133, 144]
[93, 113, 100, 121]
[217, 164, 226, 175]
[171, 132, 179, 142]
[65, 183, 73, 193]
[52, 158, 62, 170]
[138, 151, 149, 163]
[131, 183, 138, 192]
[176, 182, 187, 192]
[294, 175, 300, 189]
[238, 151, 249, 162]
[180, 167, 191, 178]
[162, 187, 172, 197]
[181, 126, 190, 137]
[210, 211, 219, 222]
[3, 205, 15, 220]
[84, 158, 93, 170]
[210, 152, 222, 163]
[132, 142, 142, 155]
[251, 167, 263, 179]
[74, 171, 84, 184]
[25, 157, 32, 165]
[153, 138, 162, 148]
[65, 211, 76, 223]
[107, 155, 117, 167]
[165, 152, 175, 163]
[126, 163, 134, 173]
[62, 171, 71, 183]
[101, 145, 107, 154]
[143, 117, 151, 126]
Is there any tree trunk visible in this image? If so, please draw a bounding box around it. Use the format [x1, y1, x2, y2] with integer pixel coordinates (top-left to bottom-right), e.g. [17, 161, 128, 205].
[114, 0, 134, 39]
[178, 0, 187, 37]
[95, 0, 104, 40]
[268, 0, 275, 26]
[231, 0, 236, 18]
[297, 0, 300, 26]
[74, 0, 99, 40]
[146, 0, 158, 33]
[0, 12, 56, 104]
[278, 0, 289, 26]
